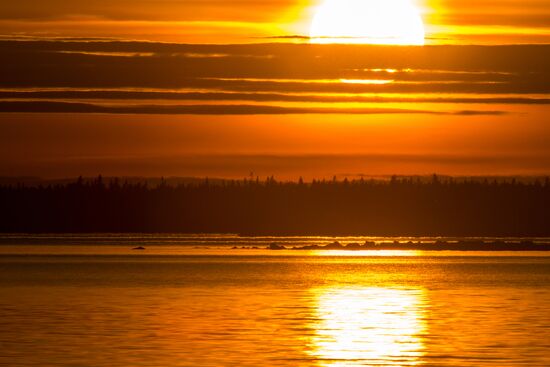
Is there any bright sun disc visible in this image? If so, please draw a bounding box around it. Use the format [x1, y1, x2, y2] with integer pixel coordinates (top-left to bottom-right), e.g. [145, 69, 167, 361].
[310, 0, 425, 45]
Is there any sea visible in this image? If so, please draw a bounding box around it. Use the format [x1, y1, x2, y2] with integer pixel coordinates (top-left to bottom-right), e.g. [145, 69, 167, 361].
[1, 234, 549, 366]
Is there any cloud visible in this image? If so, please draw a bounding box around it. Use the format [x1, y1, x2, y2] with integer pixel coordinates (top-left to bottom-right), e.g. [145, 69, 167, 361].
[1, 90, 548, 104]
[0, 101, 508, 116]
[1, 41, 549, 93]
[0, 40, 547, 117]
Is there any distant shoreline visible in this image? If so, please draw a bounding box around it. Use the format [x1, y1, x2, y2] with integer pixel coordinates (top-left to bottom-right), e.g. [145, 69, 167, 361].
[2, 176, 550, 236]
[1, 234, 550, 251]
[263, 240, 550, 251]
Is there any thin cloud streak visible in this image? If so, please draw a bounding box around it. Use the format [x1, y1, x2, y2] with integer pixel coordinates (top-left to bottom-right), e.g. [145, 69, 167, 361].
[1, 90, 549, 104]
[1, 41, 549, 95]
[0, 40, 547, 117]
[0, 101, 508, 116]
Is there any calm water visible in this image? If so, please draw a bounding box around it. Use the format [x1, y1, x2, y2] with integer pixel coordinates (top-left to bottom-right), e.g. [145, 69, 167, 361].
[1, 236, 550, 366]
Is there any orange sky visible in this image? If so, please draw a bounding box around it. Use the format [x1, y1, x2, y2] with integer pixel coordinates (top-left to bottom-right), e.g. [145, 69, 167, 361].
[0, 1, 549, 179]
[1, 106, 549, 179]
[0, 0, 549, 44]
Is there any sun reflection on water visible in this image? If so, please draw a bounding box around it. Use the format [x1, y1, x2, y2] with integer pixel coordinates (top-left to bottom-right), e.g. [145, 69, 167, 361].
[310, 287, 427, 367]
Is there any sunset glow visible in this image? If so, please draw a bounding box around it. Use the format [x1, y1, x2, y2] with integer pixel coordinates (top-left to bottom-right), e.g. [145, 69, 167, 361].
[1, 1, 550, 367]
[310, 0, 425, 45]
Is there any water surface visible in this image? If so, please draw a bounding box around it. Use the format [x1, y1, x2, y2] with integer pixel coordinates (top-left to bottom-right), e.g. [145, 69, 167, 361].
[1, 237, 549, 366]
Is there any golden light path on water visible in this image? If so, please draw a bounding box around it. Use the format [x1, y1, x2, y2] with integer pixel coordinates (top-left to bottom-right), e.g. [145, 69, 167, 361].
[310, 287, 427, 367]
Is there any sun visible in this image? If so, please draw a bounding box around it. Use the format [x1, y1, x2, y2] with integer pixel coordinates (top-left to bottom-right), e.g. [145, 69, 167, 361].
[310, 0, 425, 45]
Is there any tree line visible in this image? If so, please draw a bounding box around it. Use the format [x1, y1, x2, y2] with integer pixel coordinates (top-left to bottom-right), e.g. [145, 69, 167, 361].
[1, 175, 549, 236]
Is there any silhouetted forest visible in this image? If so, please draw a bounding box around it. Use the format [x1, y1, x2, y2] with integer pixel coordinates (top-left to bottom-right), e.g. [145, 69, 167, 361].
[1, 175, 549, 236]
